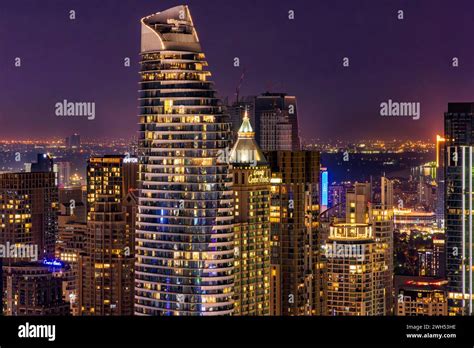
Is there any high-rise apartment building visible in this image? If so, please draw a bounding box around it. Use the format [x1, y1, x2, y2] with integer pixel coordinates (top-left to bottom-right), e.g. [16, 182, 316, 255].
[370, 203, 395, 315]
[86, 155, 138, 221]
[255, 93, 301, 151]
[57, 185, 87, 315]
[327, 180, 393, 316]
[325, 223, 383, 316]
[0, 165, 58, 260]
[80, 155, 136, 315]
[229, 113, 271, 315]
[266, 151, 323, 315]
[135, 6, 234, 316]
[445, 102, 474, 315]
[445, 143, 474, 315]
[0, 155, 64, 315]
[57, 217, 85, 315]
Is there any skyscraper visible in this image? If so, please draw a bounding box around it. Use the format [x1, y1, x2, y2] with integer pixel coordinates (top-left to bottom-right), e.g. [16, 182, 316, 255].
[86, 155, 138, 220]
[255, 93, 301, 151]
[325, 223, 382, 316]
[0, 163, 58, 259]
[57, 218, 85, 316]
[445, 144, 474, 315]
[370, 203, 395, 315]
[445, 102, 474, 315]
[266, 150, 323, 315]
[80, 155, 136, 315]
[57, 185, 87, 315]
[325, 181, 392, 316]
[0, 155, 65, 316]
[229, 112, 271, 315]
[135, 6, 234, 316]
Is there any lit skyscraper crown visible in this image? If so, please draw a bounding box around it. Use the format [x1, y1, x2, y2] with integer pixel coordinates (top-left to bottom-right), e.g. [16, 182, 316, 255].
[141, 5, 201, 52]
[237, 110, 255, 138]
[230, 110, 267, 165]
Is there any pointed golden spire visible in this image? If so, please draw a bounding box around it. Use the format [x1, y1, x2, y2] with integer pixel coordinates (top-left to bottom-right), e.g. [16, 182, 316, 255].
[237, 107, 254, 138]
[243, 108, 249, 121]
[230, 106, 267, 165]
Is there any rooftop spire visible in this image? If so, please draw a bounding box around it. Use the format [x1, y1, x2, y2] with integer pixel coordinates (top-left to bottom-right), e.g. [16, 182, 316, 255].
[237, 108, 254, 138]
[230, 109, 267, 165]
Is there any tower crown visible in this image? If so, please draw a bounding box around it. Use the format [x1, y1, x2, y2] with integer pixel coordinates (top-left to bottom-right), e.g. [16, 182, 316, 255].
[141, 5, 201, 52]
[237, 110, 255, 138]
[230, 111, 267, 165]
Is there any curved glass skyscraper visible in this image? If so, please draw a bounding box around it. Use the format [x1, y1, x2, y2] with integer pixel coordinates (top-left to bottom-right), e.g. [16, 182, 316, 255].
[135, 5, 234, 316]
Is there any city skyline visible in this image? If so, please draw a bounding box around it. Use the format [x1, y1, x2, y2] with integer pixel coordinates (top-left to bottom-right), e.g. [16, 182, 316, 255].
[1, 3, 474, 344]
[4, 0, 474, 142]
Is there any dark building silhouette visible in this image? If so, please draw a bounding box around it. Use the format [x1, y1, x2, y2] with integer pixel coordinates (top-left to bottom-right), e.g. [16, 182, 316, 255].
[30, 153, 54, 173]
[3, 263, 69, 315]
[65, 134, 81, 149]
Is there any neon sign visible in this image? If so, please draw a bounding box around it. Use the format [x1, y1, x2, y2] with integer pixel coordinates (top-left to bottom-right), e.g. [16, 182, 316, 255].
[42, 259, 64, 267]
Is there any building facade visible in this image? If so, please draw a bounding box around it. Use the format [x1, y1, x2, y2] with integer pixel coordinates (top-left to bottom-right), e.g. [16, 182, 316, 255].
[326, 181, 393, 316]
[3, 263, 69, 315]
[325, 223, 382, 316]
[0, 170, 58, 260]
[230, 113, 271, 315]
[395, 276, 448, 316]
[370, 203, 395, 315]
[266, 150, 323, 315]
[135, 5, 234, 316]
[255, 93, 301, 151]
[445, 144, 474, 315]
[445, 103, 474, 315]
[80, 155, 135, 315]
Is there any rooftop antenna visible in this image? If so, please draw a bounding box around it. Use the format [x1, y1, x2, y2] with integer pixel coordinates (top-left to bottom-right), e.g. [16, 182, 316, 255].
[235, 68, 247, 103]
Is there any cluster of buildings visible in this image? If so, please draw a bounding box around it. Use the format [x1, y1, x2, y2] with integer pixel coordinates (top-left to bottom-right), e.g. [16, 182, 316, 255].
[0, 5, 472, 317]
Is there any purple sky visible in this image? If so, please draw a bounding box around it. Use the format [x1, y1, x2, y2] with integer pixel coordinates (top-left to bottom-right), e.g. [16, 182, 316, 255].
[2, 0, 474, 141]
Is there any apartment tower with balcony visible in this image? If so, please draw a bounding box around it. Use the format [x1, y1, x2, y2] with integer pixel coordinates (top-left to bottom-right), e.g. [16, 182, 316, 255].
[135, 5, 234, 316]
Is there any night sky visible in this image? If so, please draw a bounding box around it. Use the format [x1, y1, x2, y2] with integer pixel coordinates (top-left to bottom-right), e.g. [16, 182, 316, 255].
[2, 0, 474, 142]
